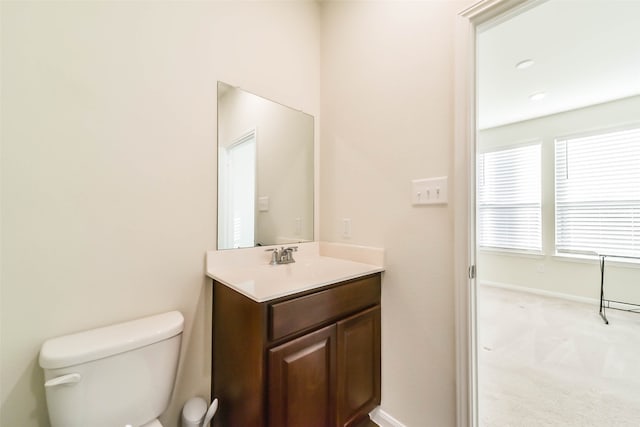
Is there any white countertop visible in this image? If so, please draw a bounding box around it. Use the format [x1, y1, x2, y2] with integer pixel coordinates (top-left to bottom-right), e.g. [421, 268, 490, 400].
[206, 242, 384, 302]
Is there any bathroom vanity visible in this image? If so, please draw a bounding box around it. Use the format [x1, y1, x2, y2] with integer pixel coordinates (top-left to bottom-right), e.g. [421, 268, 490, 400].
[213, 82, 383, 426]
[207, 243, 383, 427]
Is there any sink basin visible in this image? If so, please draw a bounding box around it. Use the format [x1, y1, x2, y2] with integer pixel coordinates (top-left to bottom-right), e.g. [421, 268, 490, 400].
[206, 244, 384, 302]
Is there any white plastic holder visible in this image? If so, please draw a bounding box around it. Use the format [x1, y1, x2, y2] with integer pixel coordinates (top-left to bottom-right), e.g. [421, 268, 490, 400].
[182, 397, 218, 427]
[202, 398, 218, 427]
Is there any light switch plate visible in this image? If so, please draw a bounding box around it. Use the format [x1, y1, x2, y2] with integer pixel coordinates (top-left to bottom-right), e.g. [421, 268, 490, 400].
[258, 196, 269, 212]
[411, 176, 448, 205]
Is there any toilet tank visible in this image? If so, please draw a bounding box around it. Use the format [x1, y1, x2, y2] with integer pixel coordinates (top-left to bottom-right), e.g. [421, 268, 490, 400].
[39, 311, 184, 427]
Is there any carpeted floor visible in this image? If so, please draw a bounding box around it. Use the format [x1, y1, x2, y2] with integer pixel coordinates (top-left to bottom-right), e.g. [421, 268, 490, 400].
[477, 285, 640, 427]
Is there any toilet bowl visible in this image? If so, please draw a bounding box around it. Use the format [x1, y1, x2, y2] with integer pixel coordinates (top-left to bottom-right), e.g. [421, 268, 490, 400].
[39, 311, 184, 427]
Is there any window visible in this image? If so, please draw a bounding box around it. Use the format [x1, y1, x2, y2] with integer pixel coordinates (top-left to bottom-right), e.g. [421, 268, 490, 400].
[555, 126, 640, 258]
[478, 143, 542, 252]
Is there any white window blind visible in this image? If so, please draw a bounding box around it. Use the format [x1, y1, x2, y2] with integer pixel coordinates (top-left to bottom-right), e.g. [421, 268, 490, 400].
[555, 127, 640, 258]
[478, 143, 542, 252]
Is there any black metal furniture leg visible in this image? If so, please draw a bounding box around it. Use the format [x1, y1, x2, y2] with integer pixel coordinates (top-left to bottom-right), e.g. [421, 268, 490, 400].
[599, 255, 609, 325]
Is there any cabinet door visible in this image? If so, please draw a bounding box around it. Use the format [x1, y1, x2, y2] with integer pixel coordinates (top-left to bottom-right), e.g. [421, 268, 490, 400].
[336, 305, 381, 427]
[268, 324, 337, 427]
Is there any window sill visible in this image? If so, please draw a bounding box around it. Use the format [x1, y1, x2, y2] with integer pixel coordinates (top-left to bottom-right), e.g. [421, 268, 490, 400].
[479, 247, 545, 259]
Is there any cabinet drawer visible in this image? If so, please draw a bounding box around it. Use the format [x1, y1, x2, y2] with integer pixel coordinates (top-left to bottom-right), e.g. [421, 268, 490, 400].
[269, 274, 380, 341]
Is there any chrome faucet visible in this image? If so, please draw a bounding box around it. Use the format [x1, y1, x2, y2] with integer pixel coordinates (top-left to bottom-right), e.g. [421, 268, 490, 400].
[265, 246, 298, 265]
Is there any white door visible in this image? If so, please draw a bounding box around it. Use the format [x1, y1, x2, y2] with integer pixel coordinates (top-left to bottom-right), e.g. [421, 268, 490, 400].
[219, 131, 256, 249]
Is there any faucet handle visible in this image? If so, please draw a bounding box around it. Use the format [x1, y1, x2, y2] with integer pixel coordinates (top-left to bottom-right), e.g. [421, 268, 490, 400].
[265, 248, 279, 265]
[280, 246, 298, 263]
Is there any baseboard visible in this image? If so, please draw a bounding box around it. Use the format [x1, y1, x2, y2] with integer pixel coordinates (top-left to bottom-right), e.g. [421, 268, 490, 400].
[369, 407, 407, 427]
[480, 280, 640, 319]
[479, 280, 598, 305]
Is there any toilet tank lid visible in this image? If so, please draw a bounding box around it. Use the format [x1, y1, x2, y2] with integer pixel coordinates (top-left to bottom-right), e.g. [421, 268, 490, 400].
[39, 311, 184, 369]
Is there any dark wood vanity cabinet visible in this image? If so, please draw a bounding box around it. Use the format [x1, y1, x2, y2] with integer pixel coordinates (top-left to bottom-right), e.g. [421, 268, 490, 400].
[336, 305, 381, 426]
[269, 324, 337, 427]
[212, 273, 381, 427]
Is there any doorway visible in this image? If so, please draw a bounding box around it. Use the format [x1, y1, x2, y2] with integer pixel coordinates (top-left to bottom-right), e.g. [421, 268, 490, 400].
[470, 0, 640, 425]
[218, 130, 257, 249]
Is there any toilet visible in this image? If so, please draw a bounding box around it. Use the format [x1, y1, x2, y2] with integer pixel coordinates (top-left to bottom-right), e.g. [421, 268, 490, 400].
[39, 311, 184, 427]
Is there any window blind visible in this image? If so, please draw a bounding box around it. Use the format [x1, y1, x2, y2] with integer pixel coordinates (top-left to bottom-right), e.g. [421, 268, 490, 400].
[478, 143, 542, 252]
[555, 127, 640, 258]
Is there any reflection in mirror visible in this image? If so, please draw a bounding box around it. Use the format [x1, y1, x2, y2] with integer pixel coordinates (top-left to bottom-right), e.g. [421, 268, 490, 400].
[217, 82, 314, 250]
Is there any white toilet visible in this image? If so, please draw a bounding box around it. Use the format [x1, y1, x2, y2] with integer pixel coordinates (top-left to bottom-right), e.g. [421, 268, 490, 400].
[39, 311, 184, 427]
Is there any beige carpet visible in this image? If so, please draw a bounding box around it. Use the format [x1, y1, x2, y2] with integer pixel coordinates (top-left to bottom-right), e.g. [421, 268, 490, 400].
[478, 285, 640, 427]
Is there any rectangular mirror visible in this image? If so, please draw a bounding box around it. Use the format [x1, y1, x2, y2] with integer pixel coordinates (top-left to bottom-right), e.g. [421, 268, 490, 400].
[217, 82, 314, 250]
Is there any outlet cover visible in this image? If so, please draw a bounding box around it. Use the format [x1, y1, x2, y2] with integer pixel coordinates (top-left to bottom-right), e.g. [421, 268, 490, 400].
[342, 218, 352, 238]
[294, 218, 302, 235]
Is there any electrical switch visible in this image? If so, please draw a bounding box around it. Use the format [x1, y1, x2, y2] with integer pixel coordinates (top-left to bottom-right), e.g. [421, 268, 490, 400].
[412, 176, 448, 205]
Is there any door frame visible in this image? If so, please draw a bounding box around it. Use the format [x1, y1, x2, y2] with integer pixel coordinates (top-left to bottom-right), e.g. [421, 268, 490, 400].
[453, 1, 536, 426]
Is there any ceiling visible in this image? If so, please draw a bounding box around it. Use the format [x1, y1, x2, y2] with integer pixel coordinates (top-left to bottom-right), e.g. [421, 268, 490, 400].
[478, 0, 640, 130]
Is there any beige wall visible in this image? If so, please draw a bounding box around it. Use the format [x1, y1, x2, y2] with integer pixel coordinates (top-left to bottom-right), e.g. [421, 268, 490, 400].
[320, 1, 468, 425]
[478, 96, 640, 304]
[1, 1, 480, 426]
[0, 2, 320, 426]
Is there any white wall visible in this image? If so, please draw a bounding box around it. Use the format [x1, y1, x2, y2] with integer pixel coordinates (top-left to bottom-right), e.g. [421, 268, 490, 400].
[0, 2, 320, 426]
[320, 1, 469, 425]
[478, 96, 640, 304]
